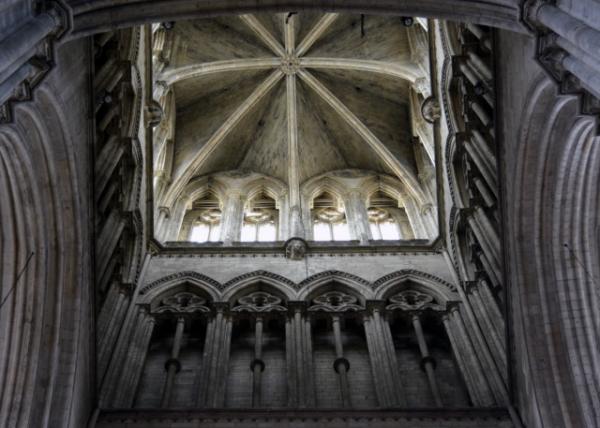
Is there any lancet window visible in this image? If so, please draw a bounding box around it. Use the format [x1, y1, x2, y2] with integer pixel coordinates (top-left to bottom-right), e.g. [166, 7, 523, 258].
[312, 191, 350, 241]
[187, 194, 222, 243]
[241, 192, 278, 242]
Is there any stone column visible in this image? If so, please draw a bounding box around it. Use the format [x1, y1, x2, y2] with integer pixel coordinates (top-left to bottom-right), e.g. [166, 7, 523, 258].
[286, 303, 316, 407]
[114, 308, 156, 407]
[403, 197, 430, 239]
[98, 285, 130, 378]
[465, 282, 506, 375]
[363, 303, 406, 407]
[197, 304, 232, 407]
[331, 315, 351, 407]
[442, 305, 495, 406]
[251, 316, 265, 407]
[411, 313, 443, 407]
[219, 190, 245, 244]
[160, 316, 185, 407]
[342, 189, 371, 244]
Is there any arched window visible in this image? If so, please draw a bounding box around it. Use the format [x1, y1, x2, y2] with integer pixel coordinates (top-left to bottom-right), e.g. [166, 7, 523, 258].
[368, 207, 400, 240]
[241, 191, 278, 242]
[312, 191, 350, 241]
[188, 194, 222, 243]
[368, 191, 407, 240]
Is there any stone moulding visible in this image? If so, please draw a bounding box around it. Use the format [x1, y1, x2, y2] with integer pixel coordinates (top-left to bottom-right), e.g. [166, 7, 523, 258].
[140, 269, 457, 299]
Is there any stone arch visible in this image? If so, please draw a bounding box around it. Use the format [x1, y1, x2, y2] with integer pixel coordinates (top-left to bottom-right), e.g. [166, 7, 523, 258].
[372, 269, 459, 303]
[0, 84, 89, 428]
[138, 271, 222, 303]
[222, 270, 298, 301]
[505, 74, 600, 428]
[68, 1, 524, 40]
[298, 270, 374, 301]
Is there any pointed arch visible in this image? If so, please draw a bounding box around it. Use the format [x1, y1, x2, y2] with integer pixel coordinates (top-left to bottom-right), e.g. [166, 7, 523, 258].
[298, 270, 374, 301]
[139, 271, 222, 303]
[372, 269, 458, 302]
[222, 270, 298, 301]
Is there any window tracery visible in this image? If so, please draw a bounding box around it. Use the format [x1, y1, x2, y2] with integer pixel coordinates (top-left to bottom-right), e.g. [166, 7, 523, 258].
[241, 192, 278, 242]
[311, 192, 350, 241]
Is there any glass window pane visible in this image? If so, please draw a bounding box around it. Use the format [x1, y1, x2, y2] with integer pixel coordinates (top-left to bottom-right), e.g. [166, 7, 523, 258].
[190, 224, 210, 242]
[332, 222, 351, 241]
[380, 221, 400, 240]
[208, 224, 221, 242]
[313, 222, 331, 241]
[257, 223, 276, 242]
[370, 222, 381, 240]
[241, 223, 256, 242]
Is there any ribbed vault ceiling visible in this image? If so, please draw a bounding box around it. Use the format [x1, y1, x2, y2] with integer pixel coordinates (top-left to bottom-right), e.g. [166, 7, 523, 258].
[155, 12, 431, 203]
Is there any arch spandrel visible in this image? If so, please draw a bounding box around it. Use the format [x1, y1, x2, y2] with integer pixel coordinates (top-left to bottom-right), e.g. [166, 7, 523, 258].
[297, 270, 374, 301]
[139, 271, 222, 303]
[221, 270, 298, 301]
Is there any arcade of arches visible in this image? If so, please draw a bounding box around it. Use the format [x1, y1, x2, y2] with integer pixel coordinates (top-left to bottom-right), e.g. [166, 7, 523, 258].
[0, 1, 599, 428]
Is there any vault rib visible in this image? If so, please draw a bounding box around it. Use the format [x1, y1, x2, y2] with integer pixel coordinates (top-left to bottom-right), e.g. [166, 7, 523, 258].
[286, 74, 300, 211]
[299, 57, 421, 82]
[159, 58, 281, 86]
[298, 69, 427, 205]
[284, 13, 295, 54]
[166, 70, 284, 204]
[296, 13, 338, 57]
[240, 15, 286, 57]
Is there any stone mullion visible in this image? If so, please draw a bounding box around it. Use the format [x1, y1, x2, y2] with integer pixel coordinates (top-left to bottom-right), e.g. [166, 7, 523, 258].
[210, 313, 233, 407]
[160, 316, 186, 407]
[342, 190, 372, 244]
[284, 314, 297, 406]
[219, 191, 245, 244]
[362, 312, 388, 407]
[195, 316, 215, 406]
[251, 316, 264, 407]
[303, 314, 316, 407]
[410, 313, 443, 407]
[381, 312, 408, 406]
[200, 305, 232, 407]
[331, 315, 351, 408]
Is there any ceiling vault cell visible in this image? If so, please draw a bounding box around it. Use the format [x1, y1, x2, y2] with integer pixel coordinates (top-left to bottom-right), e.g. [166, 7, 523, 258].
[240, 14, 286, 57]
[297, 68, 426, 205]
[296, 13, 339, 57]
[167, 69, 284, 204]
[157, 12, 433, 210]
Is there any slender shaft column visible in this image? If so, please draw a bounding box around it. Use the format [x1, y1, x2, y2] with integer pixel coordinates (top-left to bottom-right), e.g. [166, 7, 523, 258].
[219, 190, 245, 244]
[403, 197, 430, 239]
[161, 316, 185, 407]
[0, 11, 59, 85]
[411, 313, 443, 407]
[342, 189, 371, 244]
[466, 284, 507, 374]
[251, 316, 265, 407]
[535, 4, 600, 60]
[331, 315, 351, 408]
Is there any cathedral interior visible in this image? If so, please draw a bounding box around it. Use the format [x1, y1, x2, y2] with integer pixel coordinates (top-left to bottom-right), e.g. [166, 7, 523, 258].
[0, 1, 599, 427]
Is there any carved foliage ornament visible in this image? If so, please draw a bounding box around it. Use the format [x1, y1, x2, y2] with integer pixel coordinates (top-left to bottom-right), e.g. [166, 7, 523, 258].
[308, 291, 364, 312]
[232, 291, 286, 312]
[386, 290, 444, 311]
[154, 291, 210, 314]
